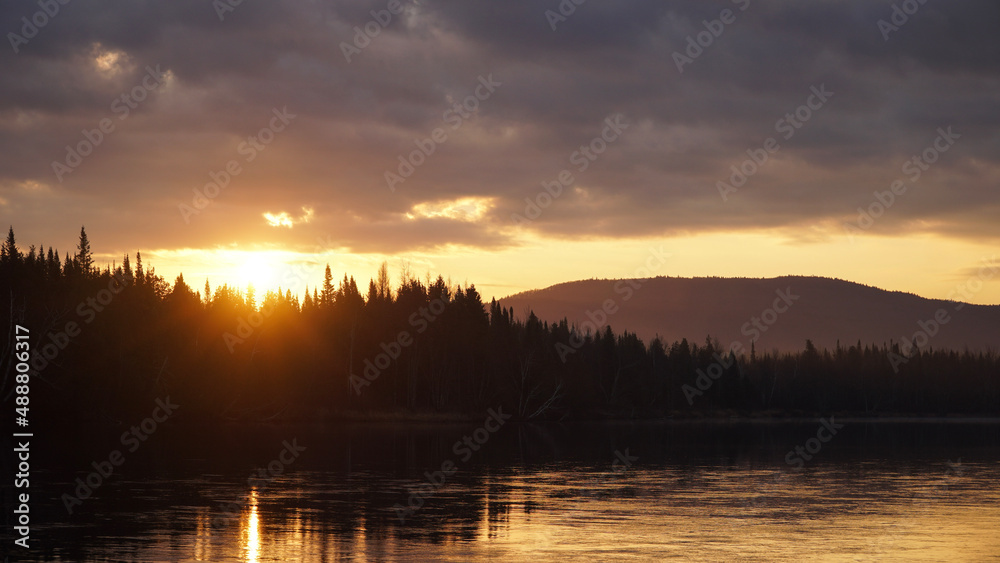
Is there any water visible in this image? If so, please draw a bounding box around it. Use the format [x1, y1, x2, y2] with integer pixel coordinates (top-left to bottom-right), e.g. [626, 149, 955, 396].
[13, 420, 1000, 561]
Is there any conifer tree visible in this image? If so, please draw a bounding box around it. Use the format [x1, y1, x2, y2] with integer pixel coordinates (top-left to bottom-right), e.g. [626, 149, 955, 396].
[322, 264, 335, 307]
[123, 254, 134, 284]
[135, 252, 145, 286]
[1, 226, 19, 266]
[49, 248, 60, 279]
[77, 226, 93, 276]
[46, 246, 58, 279]
[376, 261, 391, 301]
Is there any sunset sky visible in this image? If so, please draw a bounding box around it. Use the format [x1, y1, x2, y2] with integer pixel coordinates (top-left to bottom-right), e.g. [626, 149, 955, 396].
[1, 0, 998, 304]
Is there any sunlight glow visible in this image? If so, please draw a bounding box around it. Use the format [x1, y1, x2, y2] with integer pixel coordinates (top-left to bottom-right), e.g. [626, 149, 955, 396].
[264, 207, 314, 228]
[146, 228, 1000, 310]
[264, 213, 294, 228]
[242, 489, 260, 563]
[238, 255, 277, 293]
[90, 44, 129, 75]
[407, 196, 495, 222]
[148, 247, 356, 299]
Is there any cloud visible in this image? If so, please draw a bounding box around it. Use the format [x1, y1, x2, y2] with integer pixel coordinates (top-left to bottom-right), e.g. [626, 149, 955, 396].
[1, 0, 998, 259]
[264, 206, 314, 228]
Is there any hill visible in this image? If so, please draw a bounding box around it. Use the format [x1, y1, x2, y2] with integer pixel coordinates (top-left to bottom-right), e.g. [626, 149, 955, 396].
[499, 276, 1000, 353]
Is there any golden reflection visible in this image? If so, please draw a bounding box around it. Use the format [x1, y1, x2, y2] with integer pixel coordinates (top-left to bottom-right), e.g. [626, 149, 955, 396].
[241, 488, 261, 563]
[193, 510, 211, 561]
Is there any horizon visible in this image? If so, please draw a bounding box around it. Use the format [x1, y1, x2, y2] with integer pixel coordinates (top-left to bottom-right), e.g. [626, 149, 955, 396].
[6, 225, 1000, 307]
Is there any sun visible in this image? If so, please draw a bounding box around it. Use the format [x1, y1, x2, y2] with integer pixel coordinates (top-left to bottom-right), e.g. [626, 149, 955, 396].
[238, 255, 277, 293]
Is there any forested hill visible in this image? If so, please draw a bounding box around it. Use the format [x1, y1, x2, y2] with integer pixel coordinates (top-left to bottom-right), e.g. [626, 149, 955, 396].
[499, 276, 1000, 353]
[2, 228, 999, 424]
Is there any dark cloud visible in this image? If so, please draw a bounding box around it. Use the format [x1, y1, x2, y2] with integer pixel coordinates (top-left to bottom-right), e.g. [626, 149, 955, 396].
[1, 0, 999, 256]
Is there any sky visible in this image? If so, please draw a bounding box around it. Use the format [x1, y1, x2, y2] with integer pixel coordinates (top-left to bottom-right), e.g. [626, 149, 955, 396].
[1, 0, 998, 304]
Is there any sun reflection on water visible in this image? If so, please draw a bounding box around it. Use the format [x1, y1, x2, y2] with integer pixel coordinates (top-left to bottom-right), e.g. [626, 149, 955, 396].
[241, 488, 260, 563]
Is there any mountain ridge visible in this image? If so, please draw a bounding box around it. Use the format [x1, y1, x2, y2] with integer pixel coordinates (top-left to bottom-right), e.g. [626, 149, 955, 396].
[498, 275, 1000, 352]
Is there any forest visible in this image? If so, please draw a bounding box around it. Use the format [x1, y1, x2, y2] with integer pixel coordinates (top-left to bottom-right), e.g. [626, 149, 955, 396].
[2, 226, 999, 427]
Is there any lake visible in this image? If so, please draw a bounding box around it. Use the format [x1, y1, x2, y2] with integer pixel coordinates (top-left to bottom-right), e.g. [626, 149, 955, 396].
[14, 419, 1000, 561]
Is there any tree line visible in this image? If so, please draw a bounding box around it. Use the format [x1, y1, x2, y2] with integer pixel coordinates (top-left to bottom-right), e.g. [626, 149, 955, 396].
[2, 226, 998, 426]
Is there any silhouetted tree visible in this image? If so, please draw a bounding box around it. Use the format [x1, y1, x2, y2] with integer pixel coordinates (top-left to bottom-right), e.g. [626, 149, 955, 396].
[321, 264, 335, 307]
[77, 226, 93, 277]
[3, 227, 998, 426]
[1, 226, 20, 269]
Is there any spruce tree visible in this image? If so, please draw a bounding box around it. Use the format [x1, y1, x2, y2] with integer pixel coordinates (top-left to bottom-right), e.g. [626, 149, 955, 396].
[1, 226, 19, 266]
[50, 249, 61, 279]
[123, 254, 133, 284]
[135, 252, 145, 286]
[302, 285, 313, 311]
[46, 247, 58, 279]
[322, 264, 335, 306]
[77, 226, 93, 276]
